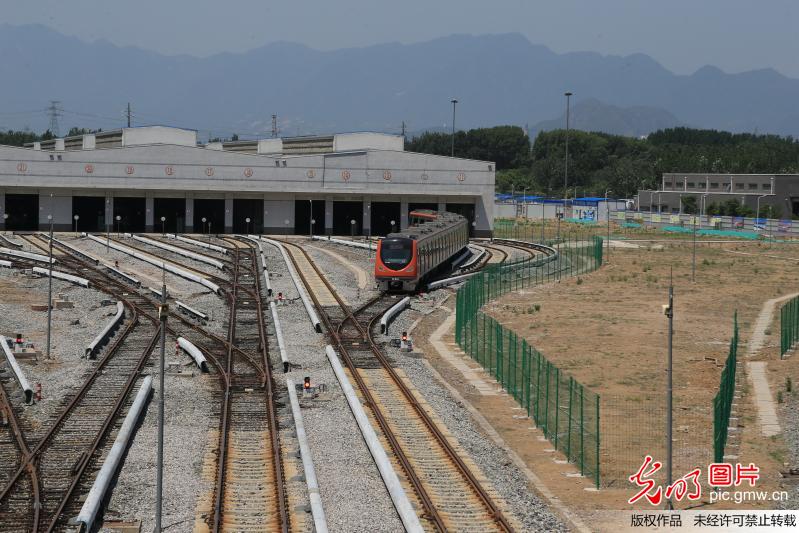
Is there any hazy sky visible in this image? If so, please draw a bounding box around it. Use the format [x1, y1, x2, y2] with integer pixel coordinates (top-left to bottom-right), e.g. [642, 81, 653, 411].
[2, 0, 798, 77]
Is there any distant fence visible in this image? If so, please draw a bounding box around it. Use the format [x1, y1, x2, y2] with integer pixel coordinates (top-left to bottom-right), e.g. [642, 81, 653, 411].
[781, 296, 799, 358]
[455, 234, 604, 487]
[713, 312, 739, 463]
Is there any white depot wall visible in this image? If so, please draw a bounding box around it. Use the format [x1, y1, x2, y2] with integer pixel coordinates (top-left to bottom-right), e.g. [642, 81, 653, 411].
[122, 126, 197, 147]
[258, 138, 283, 154]
[333, 133, 403, 152]
[82, 134, 96, 150]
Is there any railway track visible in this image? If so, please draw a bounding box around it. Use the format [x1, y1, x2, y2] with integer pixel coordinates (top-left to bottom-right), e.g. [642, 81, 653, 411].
[280, 240, 517, 532]
[4, 234, 290, 529]
[0, 272, 159, 532]
[202, 241, 289, 533]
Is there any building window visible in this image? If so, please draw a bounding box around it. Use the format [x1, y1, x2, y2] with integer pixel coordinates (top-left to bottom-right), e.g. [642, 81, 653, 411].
[710, 182, 719, 189]
[687, 182, 695, 188]
[749, 183, 758, 190]
[275, 161, 280, 167]
[763, 183, 771, 190]
[735, 183, 744, 189]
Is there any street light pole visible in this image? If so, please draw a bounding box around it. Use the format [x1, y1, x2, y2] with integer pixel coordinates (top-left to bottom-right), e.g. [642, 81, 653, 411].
[46, 207, 54, 360]
[155, 264, 167, 531]
[160, 216, 166, 236]
[450, 99, 458, 157]
[564, 91, 573, 205]
[246, 217, 251, 236]
[116, 215, 121, 237]
[309, 199, 313, 239]
[73, 214, 79, 237]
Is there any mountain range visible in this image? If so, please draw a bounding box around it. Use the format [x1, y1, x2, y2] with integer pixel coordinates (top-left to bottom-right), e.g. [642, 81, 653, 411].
[1, 24, 797, 139]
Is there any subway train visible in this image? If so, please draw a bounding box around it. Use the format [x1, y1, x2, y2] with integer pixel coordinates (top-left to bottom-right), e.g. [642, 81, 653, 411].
[375, 210, 469, 291]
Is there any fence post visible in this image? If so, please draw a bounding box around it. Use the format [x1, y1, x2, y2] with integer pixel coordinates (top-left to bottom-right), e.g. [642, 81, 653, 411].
[580, 385, 585, 476]
[544, 360, 550, 437]
[596, 394, 600, 489]
[554, 366, 560, 449]
[567, 377, 573, 460]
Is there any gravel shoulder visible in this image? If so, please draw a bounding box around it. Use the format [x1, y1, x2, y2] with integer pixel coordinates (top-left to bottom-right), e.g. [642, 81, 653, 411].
[265, 239, 403, 533]
[0, 267, 113, 437]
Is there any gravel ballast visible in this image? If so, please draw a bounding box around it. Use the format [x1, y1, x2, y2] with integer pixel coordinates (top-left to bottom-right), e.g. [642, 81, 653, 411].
[264, 238, 403, 533]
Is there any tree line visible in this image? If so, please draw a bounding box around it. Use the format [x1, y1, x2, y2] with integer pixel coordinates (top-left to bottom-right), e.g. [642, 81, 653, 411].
[406, 126, 799, 198]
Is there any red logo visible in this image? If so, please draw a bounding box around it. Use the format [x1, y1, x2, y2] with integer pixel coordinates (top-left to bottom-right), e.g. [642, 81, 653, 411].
[125, 165, 134, 175]
[341, 170, 351, 181]
[205, 167, 214, 177]
[243, 167, 253, 177]
[628, 457, 759, 506]
[421, 173, 429, 181]
[457, 172, 465, 182]
[85, 164, 94, 174]
[165, 166, 174, 176]
[383, 170, 392, 181]
[307, 169, 316, 178]
[16, 162, 27, 172]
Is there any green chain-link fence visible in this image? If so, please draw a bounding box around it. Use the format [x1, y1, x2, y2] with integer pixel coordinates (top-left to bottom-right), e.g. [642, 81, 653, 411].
[713, 312, 739, 463]
[780, 295, 799, 358]
[456, 234, 604, 487]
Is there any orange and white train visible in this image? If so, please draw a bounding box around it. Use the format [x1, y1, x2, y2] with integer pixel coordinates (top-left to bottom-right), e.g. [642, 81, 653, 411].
[374, 210, 469, 291]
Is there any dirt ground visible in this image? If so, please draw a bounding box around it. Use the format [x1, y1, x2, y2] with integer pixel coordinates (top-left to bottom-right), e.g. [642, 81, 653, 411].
[485, 241, 796, 499]
[413, 239, 799, 530]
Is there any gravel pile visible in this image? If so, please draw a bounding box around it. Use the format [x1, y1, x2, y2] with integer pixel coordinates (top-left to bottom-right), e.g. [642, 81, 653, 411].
[373, 290, 567, 532]
[0, 267, 114, 435]
[103, 332, 216, 532]
[777, 382, 799, 509]
[263, 240, 403, 533]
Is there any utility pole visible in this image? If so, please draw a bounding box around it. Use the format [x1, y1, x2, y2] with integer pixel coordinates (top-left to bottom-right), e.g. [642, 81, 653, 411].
[126, 102, 132, 128]
[664, 269, 674, 510]
[155, 265, 168, 531]
[401, 121, 406, 143]
[271, 114, 278, 138]
[692, 215, 697, 283]
[47, 100, 62, 137]
[450, 99, 458, 157]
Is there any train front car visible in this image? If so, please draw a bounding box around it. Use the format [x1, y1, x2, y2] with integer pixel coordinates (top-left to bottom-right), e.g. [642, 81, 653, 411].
[375, 210, 469, 292]
[375, 236, 418, 291]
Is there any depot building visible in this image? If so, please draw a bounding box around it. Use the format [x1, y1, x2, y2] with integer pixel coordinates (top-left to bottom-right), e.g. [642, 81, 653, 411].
[0, 126, 495, 237]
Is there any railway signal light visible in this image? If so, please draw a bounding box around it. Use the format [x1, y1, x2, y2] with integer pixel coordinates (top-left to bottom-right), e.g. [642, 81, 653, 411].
[277, 292, 284, 303]
[304, 377, 311, 390]
[401, 331, 408, 342]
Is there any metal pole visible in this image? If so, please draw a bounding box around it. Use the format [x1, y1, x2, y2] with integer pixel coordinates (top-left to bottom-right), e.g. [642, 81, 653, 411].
[692, 215, 697, 283]
[541, 202, 545, 243]
[46, 212, 54, 360]
[155, 265, 167, 531]
[665, 270, 674, 510]
[309, 199, 313, 239]
[564, 92, 572, 203]
[450, 99, 458, 157]
[605, 190, 611, 262]
[106, 223, 110, 253]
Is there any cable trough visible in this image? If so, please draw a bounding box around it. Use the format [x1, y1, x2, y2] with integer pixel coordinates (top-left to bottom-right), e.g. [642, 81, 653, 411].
[86, 233, 220, 294]
[0, 334, 34, 404]
[85, 301, 125, 359]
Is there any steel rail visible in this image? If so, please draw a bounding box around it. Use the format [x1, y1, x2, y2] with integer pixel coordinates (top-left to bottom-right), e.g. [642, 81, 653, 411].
[43, 332, 160, 532]
[280, 240, 514, 532]
[0, 361, 41, 530]
[34, 235, 266, 380]
[236, 236, 289, 532]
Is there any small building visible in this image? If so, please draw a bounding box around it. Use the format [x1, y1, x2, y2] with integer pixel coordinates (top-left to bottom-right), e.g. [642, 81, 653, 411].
[636, 173, 799, 218]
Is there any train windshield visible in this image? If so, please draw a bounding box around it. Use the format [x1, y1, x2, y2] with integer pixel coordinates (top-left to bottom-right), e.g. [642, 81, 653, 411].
[380, 238, 413, 269]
